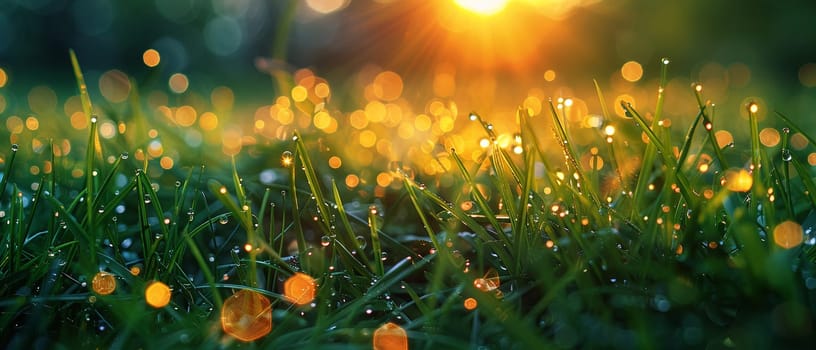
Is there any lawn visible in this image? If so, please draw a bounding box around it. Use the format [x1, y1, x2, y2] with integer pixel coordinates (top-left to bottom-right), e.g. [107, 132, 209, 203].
[1, 1, 816, 349]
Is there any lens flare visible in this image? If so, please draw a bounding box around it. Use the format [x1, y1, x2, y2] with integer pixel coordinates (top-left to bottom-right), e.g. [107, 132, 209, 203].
[455, 0, 509, 15]
[373, 322, 408, 350]
[221, 289, 273, 342]
[284, 272, 316, 305]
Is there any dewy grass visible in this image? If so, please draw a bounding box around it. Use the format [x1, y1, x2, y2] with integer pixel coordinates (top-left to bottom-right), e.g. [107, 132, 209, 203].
[2, 54, 816, 349]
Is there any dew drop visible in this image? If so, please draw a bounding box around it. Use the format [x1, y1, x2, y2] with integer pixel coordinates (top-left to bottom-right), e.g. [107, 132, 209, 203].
[782, 149, 792, 162]
[120, 152, 129, 160]
[175, 180, 182, 187]
[11, 144, 19, 152]
[469, 113, 478, 121]
[355, 236, 367, 249]
[782, 127, 791, 134]
[90, 115, 98, 123]
[219, 215, 229, 225]
[281, 151, 294, 167]
[143, 194, 152, 204]
[320, 235, 332, 247]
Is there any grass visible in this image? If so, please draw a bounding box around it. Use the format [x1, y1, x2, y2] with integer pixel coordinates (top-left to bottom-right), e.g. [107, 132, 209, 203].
[1, 54, 816, 349]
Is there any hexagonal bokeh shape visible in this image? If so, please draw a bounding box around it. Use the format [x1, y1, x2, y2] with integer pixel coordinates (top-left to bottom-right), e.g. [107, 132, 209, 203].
[221, 289, 272, 342]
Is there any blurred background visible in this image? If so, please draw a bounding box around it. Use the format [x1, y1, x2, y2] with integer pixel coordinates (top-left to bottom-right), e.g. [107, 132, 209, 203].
[1, 0, 815, 191]
[2, 0, 815, 100]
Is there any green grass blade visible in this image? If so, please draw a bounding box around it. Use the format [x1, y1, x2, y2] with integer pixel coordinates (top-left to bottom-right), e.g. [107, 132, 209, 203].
[622, 102, 694, 205]
[293, 132, 333, 233]
[449, 149, 510, 248]
[790, 157, 816, 209]
[547, 100, 602, 207]
[368, 205, 384, 276]
[0, 145, 18, 203]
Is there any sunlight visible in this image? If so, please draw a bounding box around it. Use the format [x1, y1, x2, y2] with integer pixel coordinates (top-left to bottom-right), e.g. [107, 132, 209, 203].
[454, 0, 509, 15]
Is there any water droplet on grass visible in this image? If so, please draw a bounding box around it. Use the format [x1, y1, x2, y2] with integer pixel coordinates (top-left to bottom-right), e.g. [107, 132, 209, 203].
[11, 144, 19, 152]
[356, 236, 367, 249]
[782, 149, 792, 162]
[281, 151, 294, 167]
[320, 235, 332, 247]
[120, 152, 128, 159]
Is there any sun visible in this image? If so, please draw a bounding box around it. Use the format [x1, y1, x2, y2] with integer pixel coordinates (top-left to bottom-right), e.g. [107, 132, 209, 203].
[454, 0, 509, 16]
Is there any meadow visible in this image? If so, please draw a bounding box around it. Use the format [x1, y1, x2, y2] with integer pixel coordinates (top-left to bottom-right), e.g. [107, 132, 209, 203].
[1, 47, 815, 349]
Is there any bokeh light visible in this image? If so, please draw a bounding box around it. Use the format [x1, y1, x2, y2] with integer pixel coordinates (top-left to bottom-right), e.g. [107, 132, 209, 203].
[168, 73, 189, 94]
[143, 49, 160, 67]
[99, 70, 131, 103]
[800, 63, 816, 87]
[145, 281, 171, 308]
[373, 322, 408, 350]
[372, 71, 403, 102]
[759, 128, 781, 147]
[773, 221, 803, 249]
[221, 289, 272, 342]
[621, 61, 643, 82]
[284, 272, 316, 305]
[725, 169, 752, 192]
[464, 297, 478, 311]
[306, 0, 350, 14]
[91, 271, 116, 295]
